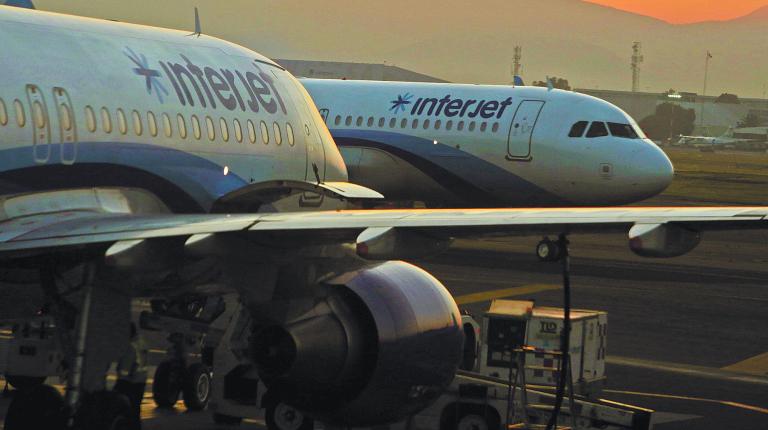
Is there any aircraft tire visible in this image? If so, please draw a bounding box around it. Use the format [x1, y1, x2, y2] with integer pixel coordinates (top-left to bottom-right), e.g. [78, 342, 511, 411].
[182, 363, 211, 411]
[266, 401, 314, 430]
[536, 238, 561, 262]
[4, 384, 65, 430]
[75, 390, 134, 430]
[152, 360, 183, 408]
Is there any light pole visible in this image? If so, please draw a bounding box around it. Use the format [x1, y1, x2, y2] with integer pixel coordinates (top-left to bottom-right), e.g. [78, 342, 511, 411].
[701, 51, 712, 133]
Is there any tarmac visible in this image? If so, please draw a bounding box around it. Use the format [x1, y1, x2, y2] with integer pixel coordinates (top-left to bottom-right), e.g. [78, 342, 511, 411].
[1, 229, 767, 429]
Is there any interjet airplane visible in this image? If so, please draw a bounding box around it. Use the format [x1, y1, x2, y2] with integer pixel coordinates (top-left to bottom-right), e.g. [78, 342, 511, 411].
[300, 78, 674, 207]
[0, 5, 766, 430]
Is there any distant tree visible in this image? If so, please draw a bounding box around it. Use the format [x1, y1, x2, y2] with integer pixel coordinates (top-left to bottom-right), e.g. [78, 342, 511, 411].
[638, 102, 696, 140]
[715, 93, 740, 104]
[662, 88, 676, 95]
[532, 77, 571, 90]
[737, 113, 762, 128]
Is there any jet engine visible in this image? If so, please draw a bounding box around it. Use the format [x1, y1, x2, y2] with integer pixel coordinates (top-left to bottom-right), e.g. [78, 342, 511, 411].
[628, 223, 701, 258]
[250, 261, 463, 425]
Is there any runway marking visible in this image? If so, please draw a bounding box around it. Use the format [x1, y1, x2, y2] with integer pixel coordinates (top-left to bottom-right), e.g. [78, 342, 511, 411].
[722, 352, 768, 376]
[603, 389, 768, 415]
[607, 355, 768, 386]
[454, 284, 561, 305]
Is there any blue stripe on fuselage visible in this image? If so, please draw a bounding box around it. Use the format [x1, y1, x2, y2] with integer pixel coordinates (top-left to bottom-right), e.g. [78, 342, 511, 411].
[329, 129, 568, 207]
[0, 142, 248, 212]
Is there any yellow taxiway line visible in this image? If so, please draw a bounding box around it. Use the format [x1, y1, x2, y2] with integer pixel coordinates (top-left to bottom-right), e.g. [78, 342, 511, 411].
[603, 389, 768, 415]
[722, 352, 768, 376]
[454, 284, 560, 305]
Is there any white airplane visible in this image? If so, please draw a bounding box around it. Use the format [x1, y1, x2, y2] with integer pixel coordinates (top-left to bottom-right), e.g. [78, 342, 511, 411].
[300, 78, 674, 207]
[0, 5, 766, 430]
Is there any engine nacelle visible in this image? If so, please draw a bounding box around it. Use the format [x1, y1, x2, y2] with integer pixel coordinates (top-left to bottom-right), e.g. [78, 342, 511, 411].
[250, 261, 463, 425]
[628, 223, 701, 258]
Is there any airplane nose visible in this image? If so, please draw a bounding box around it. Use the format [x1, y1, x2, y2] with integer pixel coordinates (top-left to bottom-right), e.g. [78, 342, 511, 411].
[636, 142, 674, 197]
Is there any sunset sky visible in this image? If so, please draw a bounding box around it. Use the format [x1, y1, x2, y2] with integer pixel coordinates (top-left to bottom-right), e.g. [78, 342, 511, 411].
[585, 0, 768, 23]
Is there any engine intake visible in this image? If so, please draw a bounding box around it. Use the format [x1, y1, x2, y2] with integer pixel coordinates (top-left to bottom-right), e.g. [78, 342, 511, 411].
[250, 261, 463, 425]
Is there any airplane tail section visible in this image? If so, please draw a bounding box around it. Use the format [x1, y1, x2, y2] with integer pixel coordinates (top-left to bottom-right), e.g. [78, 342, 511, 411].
[1, 0, 35, 9]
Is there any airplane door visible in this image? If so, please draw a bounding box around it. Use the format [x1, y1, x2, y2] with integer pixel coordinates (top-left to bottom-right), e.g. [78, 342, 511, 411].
[26, 84, 51, 164]
[506, 100, 544, 160]
[53, 87, 77, 165]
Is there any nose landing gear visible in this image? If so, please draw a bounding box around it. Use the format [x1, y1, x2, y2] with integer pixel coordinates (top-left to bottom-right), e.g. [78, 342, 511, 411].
[536, 237, 565, 262]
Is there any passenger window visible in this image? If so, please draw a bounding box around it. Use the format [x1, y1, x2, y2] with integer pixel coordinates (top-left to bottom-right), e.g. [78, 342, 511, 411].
[191, 115, 201, 140]
[411, 119, 419, 129]
[492, 122, 499, 133]
[178, 114, 187, 139]
[469, 122, 477, 132]
[117, 108, 127, 134]
[400, 118, 407, 128]
[457, 121, 464, 131]
[273, 122, 282, 145]
[356, 116, 363, 127]
[220, 118, 229, 142]
[480, 122, 487, 132]
[260, 121, 269, 144]
[607, 122, 639, 139]
[389, 118, 396, 128]
[60, 104, 73, 131]
[163, 113, 173, 138]
[586, 121, 609, 138]
[378, 117, 385, 127]
[132, 110, 142, 135]
[85, 106, 96, 132]
[304, 124, 310, 136]
[345, 116, 352, 126]
[247, 120, 257, 143]
[31, 101, 44, 129]
[568, 121, 588, 137]
[423, 119, 430, 129]
[14, 99, 26, 127]
[446, 120, 453, 131]
[0, 98, 7, 126]
[367, 117, 374, 127]
[286, 123, 295, 146]
[147, 112, 158, 137]
[101, 108, 112, 133]
[435, 119, 441, 130]
[234, 119, 243, 143]
[206, 116, 215, 141]
[335, 115, 341, 126]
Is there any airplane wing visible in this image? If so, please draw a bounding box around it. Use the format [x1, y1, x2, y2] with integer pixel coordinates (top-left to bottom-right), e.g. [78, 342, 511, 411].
[0, 203, 765, 258]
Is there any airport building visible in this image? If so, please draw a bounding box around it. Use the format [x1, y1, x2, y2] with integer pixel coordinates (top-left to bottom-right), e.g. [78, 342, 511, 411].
[576, 88, 768, 135]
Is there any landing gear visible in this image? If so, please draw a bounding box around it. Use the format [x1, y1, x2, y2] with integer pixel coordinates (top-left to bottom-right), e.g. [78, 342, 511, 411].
[4, 384, 66, 430]
[266, 401, 314, 430]
[74, 391, 134, 430]
[182, 363, 212, 411]
[152, 360, 184, 408]
[536, 237, 565, 262]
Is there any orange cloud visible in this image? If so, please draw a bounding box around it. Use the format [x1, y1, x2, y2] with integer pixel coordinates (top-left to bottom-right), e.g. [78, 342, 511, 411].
[585, 0, 768, 23]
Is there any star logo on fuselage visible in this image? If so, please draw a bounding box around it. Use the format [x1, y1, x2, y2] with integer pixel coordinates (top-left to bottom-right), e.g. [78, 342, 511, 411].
[390, 93, 414, 114]
[124, 47, 169, 103]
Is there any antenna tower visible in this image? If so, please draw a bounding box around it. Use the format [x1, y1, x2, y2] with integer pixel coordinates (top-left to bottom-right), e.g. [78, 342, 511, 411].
[631, 42, 643, 92]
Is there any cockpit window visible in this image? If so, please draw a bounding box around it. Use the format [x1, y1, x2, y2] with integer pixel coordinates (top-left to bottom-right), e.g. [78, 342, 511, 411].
[607, 122, 639, 139]
[585, 121, 608, 138]
[568, 121, 588, 137]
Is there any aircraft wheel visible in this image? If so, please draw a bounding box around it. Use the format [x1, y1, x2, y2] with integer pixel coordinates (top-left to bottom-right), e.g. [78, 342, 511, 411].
[152, 360, 183, 408]
[182, 363, 211, 411]
[266, 401, 313, 430]
[456, 413, 490, 430]
[213, 412, 243, 425]
[4, 384, 65, 430]
[5, 374, 46, 391]
[536, 238, 561, 262]
[75, 390, 134, 430]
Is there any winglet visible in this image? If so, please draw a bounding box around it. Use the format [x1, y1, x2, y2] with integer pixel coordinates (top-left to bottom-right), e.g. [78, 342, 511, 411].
[513, 75, 524, 86]
[188, 7, 202, 37]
